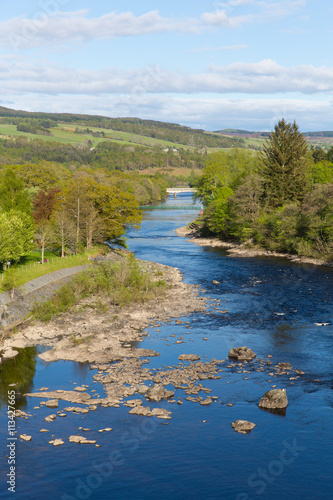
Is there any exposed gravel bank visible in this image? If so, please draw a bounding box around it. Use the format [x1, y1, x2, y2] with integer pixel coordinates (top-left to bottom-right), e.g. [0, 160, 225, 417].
[1, 258, 207, 363]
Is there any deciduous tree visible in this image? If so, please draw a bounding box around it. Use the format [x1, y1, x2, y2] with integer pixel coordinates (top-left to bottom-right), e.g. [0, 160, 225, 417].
[0, 211, 35, 263]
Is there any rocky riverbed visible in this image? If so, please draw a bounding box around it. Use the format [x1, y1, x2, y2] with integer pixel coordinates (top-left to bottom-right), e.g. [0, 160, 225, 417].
[1, 259, 207, 363]
[1, 255, 311, 450]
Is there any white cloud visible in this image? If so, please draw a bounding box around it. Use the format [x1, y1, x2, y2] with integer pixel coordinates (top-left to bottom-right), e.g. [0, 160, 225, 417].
[0, 1, 308, 49]
[201, 10, 254, 28]
[0, 10, 200, 49]
[1, 57, 333, 96]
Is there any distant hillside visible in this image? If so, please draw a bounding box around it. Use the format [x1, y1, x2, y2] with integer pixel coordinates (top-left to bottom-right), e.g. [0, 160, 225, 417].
[305, 131, 333, 137]
[215, 128, 251, 134]
[0, 106, 244, 150]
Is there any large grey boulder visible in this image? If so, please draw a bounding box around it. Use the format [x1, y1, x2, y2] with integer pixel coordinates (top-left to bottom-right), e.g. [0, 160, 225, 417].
[231, 420, 256, 434]
[228, 346, 256, 361]
[258, 389, 288, 409]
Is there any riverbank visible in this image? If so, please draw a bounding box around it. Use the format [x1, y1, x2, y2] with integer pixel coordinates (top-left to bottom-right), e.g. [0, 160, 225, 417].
[1, 257, 208, 364]
[176, 224, 333, 267]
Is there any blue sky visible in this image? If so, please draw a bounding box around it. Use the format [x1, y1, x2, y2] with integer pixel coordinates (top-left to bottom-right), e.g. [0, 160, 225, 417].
[0, 0, 332, 131]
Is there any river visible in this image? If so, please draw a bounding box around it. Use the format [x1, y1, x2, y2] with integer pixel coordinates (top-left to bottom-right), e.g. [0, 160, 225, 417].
[0, 192, 332, 500]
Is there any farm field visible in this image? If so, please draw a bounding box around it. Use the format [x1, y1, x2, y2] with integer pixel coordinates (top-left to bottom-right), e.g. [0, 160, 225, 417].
[0, 123, 202, 151]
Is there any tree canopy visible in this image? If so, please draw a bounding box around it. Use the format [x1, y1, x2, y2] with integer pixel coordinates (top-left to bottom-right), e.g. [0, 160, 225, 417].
[260, 119, 310, 207]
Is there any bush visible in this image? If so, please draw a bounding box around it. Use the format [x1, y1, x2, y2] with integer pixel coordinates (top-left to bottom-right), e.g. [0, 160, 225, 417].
[31, 255, 166, 322]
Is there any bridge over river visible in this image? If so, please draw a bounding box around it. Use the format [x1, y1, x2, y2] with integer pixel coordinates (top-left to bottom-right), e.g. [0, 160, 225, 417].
[139, 187, 201, 210]
[166, 187, 196, 193]
[139, 205, 201, 210]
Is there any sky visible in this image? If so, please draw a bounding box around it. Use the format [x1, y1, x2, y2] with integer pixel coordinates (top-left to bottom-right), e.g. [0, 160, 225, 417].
[0, 0, 332, 132]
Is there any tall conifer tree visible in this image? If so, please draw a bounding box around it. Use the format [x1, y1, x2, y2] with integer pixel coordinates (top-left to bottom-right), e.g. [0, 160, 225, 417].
[260, 119, 309, 208]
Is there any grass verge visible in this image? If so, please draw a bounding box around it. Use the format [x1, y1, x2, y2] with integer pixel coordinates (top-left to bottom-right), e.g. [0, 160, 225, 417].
[31, 254, 166, 322]
[0, 247, 108, 293]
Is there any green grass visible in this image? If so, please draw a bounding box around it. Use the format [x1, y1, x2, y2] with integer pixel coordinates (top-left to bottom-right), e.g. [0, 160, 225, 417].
[0, 247, 108, 293]
[31, 254, 166, 322]
[0, 123, 198, 151]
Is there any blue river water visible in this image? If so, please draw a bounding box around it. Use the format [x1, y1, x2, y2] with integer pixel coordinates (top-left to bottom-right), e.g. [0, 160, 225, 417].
[0, 192, 332, 500]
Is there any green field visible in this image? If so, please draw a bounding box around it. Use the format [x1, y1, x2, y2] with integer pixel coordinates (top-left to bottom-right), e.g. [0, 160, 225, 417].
[0, 123, 203, 151]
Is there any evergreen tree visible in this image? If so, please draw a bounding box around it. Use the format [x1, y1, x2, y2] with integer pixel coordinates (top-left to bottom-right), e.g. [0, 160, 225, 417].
[260, 119, 310, 208]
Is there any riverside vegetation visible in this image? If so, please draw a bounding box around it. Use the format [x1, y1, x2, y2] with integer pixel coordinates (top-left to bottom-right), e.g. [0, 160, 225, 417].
[31, 254, 166, 322]
[194, 119, 333, 261]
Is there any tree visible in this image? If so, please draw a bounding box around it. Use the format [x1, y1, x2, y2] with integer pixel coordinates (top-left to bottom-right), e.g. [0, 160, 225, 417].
[32, 188, 61, 263]
[33, 187, 61, 222]
[0, 168, 32, 214]
[260, 119, 310, 208]
[51, 195, 76, 257]
[53, 174, 142, 252]
[194, 149, 259, 207]
[0, 211, 35, 264]
[311, 160, 333, 184]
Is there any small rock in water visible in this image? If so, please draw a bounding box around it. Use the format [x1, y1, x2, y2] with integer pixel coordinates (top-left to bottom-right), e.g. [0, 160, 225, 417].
[69, 435, 96, 444]
[20, 434, 32, 441]
[200, 397, 212, 406]
[45, 399, 59, 408]
[228, 347, 256, 361]
[231, 420, 256, 434]
[213, 280, 220, 285]
[49, 439, 64, 446]
[178, 354, 200, 361]
[145, 384, 175, 402]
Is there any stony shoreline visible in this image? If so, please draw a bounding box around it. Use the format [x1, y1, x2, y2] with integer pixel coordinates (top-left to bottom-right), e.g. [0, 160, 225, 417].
[1, 258, 208, 363]
[175, 225, 333, 267]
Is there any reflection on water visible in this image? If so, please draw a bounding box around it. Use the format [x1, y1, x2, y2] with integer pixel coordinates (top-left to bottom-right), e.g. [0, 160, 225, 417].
[0, 347, 37, 409]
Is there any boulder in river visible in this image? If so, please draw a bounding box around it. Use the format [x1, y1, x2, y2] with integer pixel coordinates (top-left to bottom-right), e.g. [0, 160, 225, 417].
[228, 346, 256, 361]
[258, 388, 288, 409]
[231, 420, 256, 434]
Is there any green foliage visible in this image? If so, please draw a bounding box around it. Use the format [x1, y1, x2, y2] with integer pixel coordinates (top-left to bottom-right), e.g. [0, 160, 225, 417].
[2, 270, 22, 298]
[203, 187, 234, 236]
[253, 203, 301, 253]
[194, 149, 259, 206]
[195, 119, 333, 260]
[0, 168, 32, 214]
[0, 210, 35, 263]
[260, 119, 310, 207]
[311, 160, 333, 184]
[31, 255, 166, 322]
[299, 184, 333, 258]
